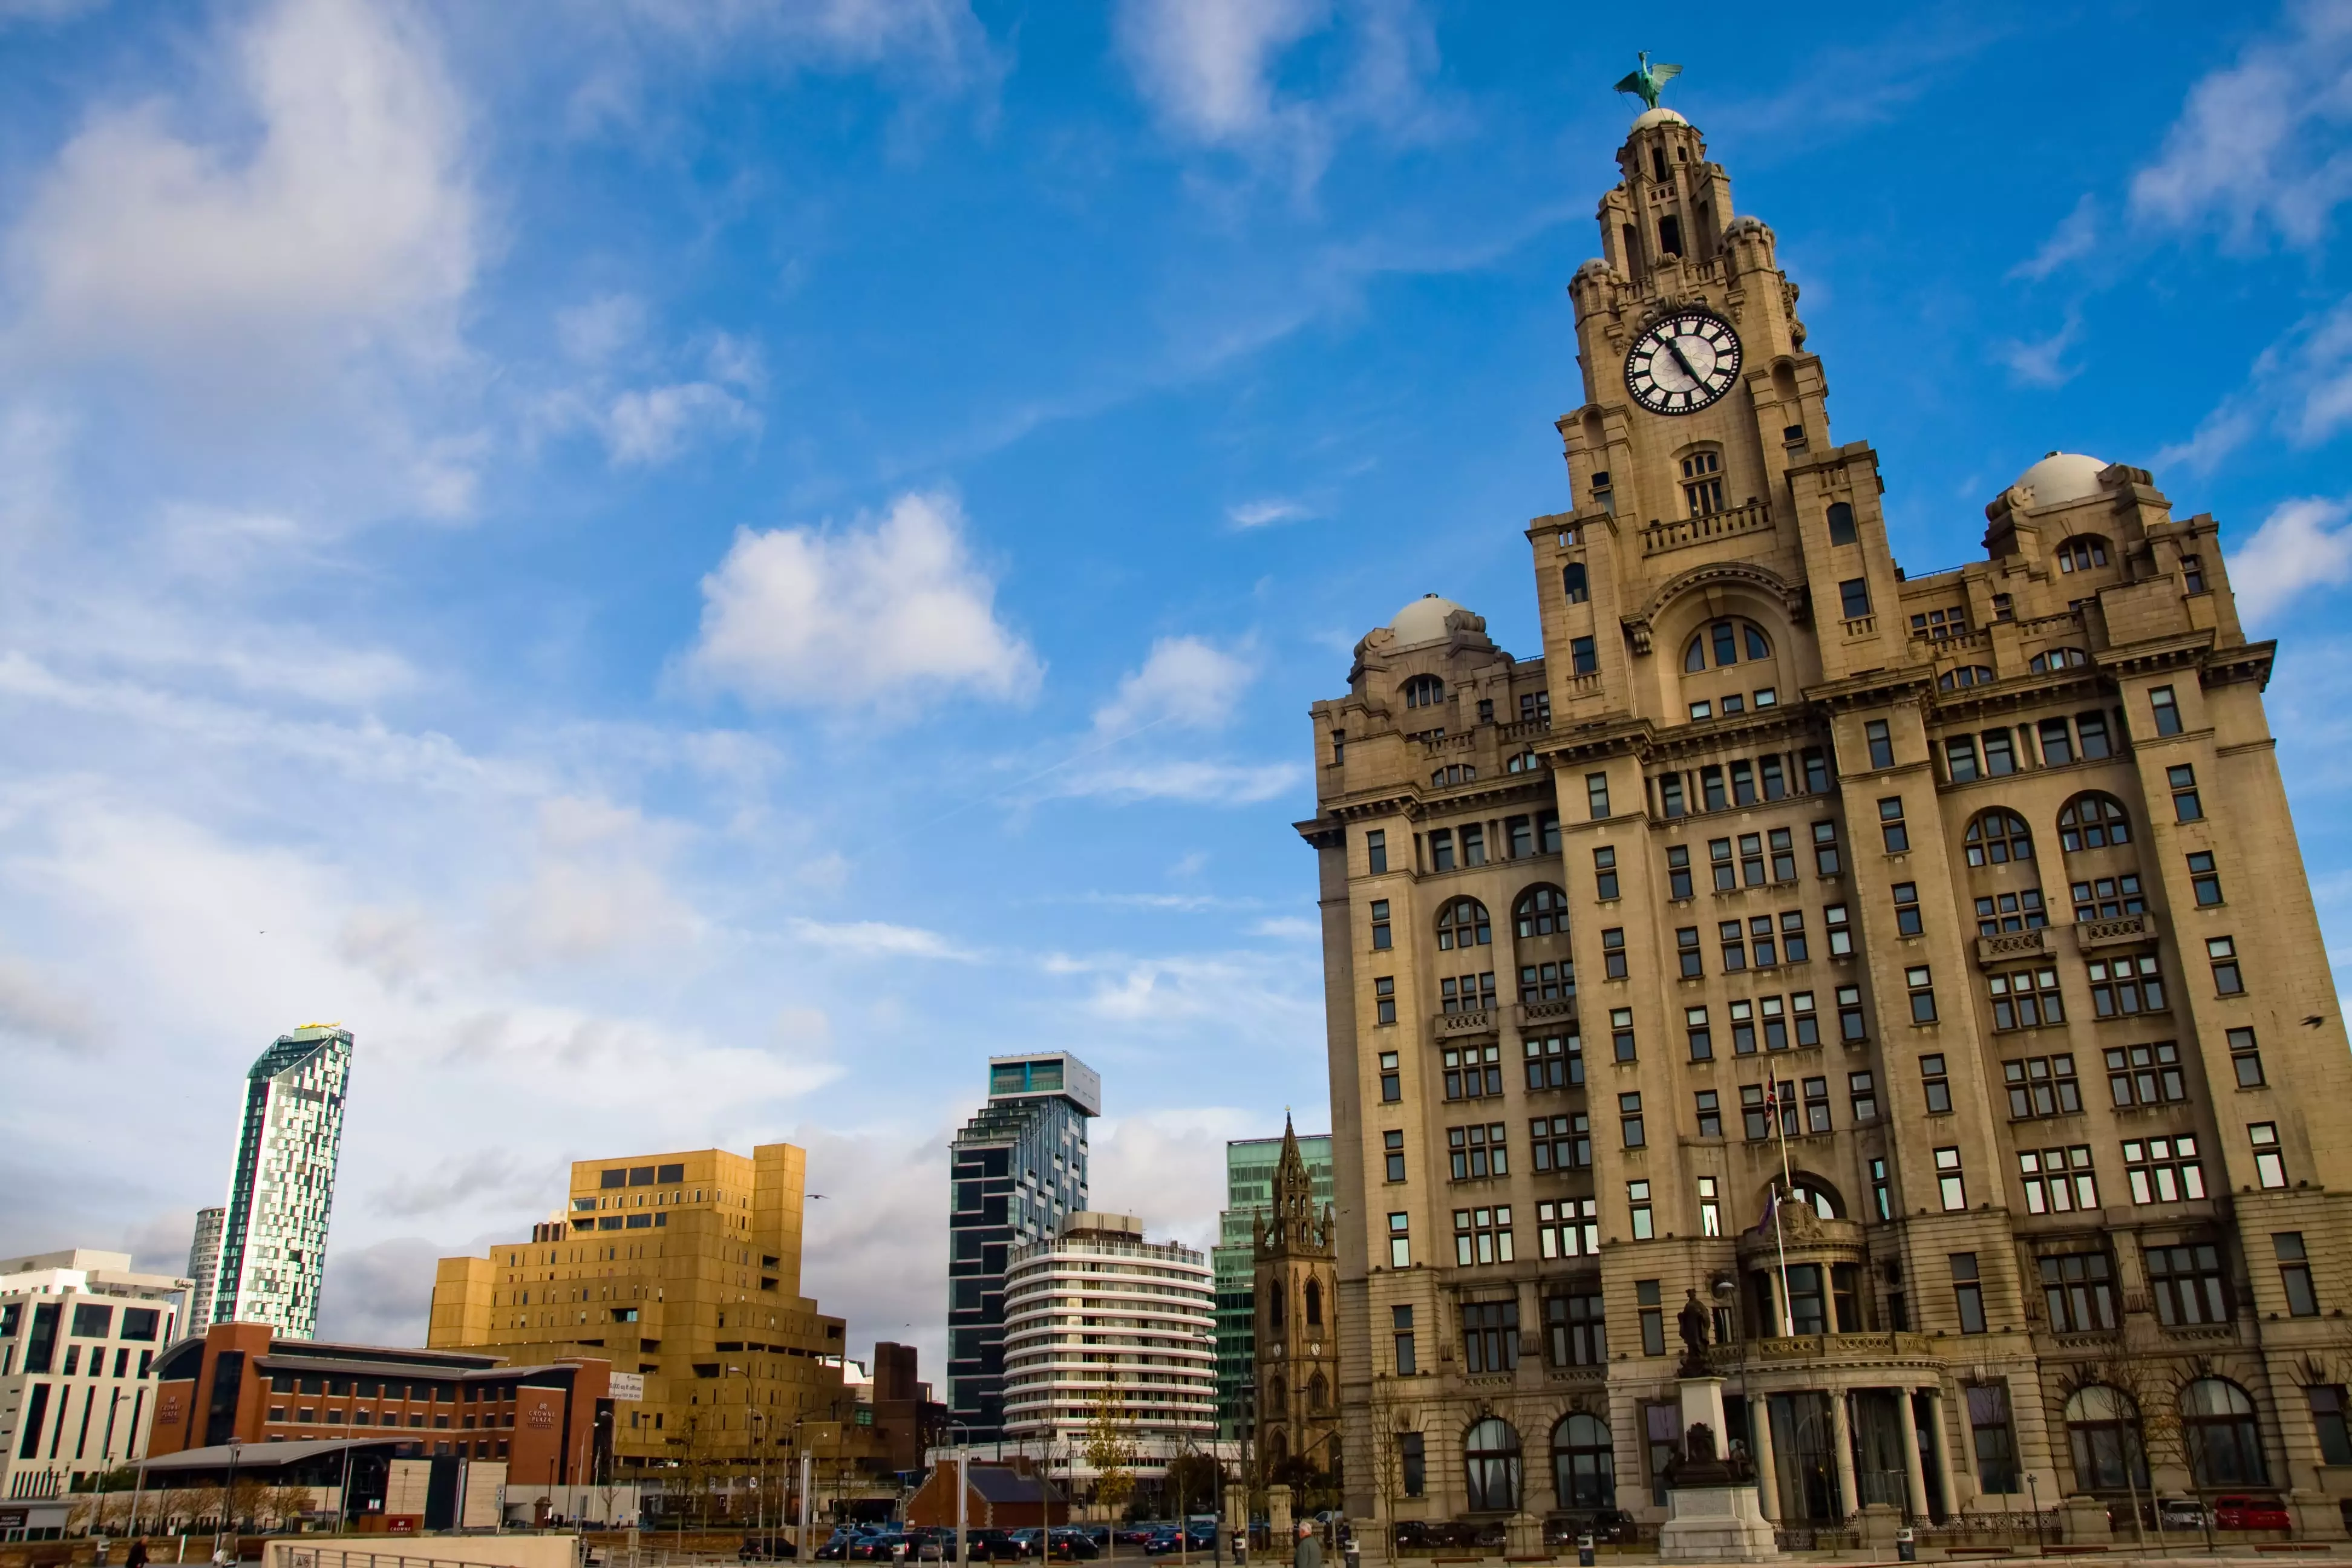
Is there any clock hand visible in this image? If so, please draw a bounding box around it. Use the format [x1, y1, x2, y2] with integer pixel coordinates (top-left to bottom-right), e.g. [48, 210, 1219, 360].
[1665, 338, 1704, 384]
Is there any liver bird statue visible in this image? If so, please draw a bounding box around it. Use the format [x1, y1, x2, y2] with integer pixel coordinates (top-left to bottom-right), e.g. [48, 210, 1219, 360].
[1614, 52, 1682, 111]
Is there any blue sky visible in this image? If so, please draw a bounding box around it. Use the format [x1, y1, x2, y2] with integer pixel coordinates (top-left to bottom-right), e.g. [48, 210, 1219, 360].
[4, 0, 2352, 1374]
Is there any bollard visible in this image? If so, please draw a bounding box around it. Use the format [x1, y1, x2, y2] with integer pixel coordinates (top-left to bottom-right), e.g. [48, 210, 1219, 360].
[1576, 1535, 1594, 1567]
[1895, 1529, 1915, 1564]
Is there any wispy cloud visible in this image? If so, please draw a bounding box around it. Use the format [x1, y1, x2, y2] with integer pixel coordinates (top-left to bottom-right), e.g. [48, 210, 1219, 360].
[1994, 313, 2083, 388]
[1226, 496, 1315, 529]
[2010, 194, 2099, 282]
[1093, 636, 1256, 735]
[2226, 495, 2352, 625]
[1053, 759, 1304, 805]
[2157, 298, 2352, 472]
[788, 918, 975, 961]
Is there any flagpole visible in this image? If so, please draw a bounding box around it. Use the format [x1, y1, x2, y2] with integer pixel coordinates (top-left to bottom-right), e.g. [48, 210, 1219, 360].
[1769, 1079, 1796, 1338]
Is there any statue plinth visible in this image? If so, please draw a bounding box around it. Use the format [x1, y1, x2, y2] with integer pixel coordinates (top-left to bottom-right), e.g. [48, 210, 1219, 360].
[1658, 1387, 1777, 1563]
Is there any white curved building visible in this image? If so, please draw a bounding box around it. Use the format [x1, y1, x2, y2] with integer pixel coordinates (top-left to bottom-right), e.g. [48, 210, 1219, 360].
[999, 1212, 1217, 1477]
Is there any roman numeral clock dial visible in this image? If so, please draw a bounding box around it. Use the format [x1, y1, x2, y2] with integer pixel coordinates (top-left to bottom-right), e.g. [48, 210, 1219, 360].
[1625, 310, 1742, 414]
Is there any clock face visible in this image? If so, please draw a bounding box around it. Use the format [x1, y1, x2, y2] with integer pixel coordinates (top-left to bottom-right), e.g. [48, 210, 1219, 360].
[1625, 311, 1742, 415]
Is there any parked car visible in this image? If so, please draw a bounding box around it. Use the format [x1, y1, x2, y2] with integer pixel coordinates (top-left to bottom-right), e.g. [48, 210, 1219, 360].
[815, 1531, 867, 1562]
[849, 1533, 909, 1562]
[741, 1536, 800, 1560]
[1544, 1512, 1637, 1546]
[1111, 1527, 1155, 1547]
[2215, 1495, 2292, 1530]
[1048, 1529, 1102, 1560]
[2157, 1498, 2207, 1531]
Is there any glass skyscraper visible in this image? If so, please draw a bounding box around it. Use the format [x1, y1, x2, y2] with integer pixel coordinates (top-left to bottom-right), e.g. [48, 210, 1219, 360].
[946, 1052, 1098, 1440]
[207, 1025, 353, 1339]
[1212, 1130, 1331, 1437]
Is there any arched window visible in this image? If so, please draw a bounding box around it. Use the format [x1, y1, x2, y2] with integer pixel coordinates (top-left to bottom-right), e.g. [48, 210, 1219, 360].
[1269, 1288, 1284, 1328]
[2056, 536, 2111, 573]
[1965, 809, 2034, 867]
[1679, 448, 1723, 515]
[1402, 675, 1445, 708]
[1939, 665, 1996, 690]
[1515, 886, 1569, 939]
[1683, 618, 1772, 673]
[1791, 1175, 1843, 1219]
[1307, 1372, 1329, 1411]
[1305, 1278, 1322, 1327]
[1827, 500, 1857, 545]
[2031, 647, 2090, 673]
[1562, 563, 1589, 604]
[1438, 897, 1492, 950]
[2059, 794, 2132, 853]
[1505, 751, 1539, 774]
[1552, 1413, 1616, 1509]
[2064, 1385, 2148, 1491]
[1463, 1418, 1523, 1512]
[2181, 1379, 2267, 1487]
[1267, 1428, 1289, 1466]
[1268, 1379, 1288, 1419]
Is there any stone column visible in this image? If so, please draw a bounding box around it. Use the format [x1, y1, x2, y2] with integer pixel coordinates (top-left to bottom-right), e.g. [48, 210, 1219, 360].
[1924, 1386, 1956, 1521]
[1898, 1389, 1930, 1521]
[1830, 1389, 1858, 1521]
[1749, 1391, 1780, 1522]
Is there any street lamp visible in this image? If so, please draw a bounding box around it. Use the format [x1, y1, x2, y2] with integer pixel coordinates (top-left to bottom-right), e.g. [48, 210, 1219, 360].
[941, 1422, 978, 1568]
[221, 1439, 244, 1566]
[2024, 1472, 2040, 1552]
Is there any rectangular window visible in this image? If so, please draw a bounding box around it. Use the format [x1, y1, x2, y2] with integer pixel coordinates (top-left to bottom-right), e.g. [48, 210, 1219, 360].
[1462, 824, 1487, 866]
[1921, 1054, 1952, 1114]
[1667, 844, 1693, 900]
[1611, 1007, 1636, 1062]
[1803, 1075, 1831, 1134]
[1331, 728, 1345, 764]
[1892, 881, 1922, 936]
[1393, 1305, 1417, 1376]
[1370, 900, 1391, 950]
[1440, 1043, 1503, 1099]
[1825, 904, 1853, 958]
[1506, 814, 1533, 858]
[1534, 1197, 1600, 1261]
[1967, 1383, 2020, 1494]
[1540, 1289, 1606, 1367]
[1840, 578, 1872, 619]
[1461, 1298, 1520, 1370]
[1365, 829, 1387, 875]
[1374, 976, 1396, 1027]
[1429, 829, 1455, 872]
[1945, 736, 1981, 782]
[2038, 717, 2075, 766]
[1731, 759, 1757, 806]
[1730, 998, 1757, 1056]
[1812, 820, 1842, 877]
[1936, 1147, 1967, 1210]
[1838, 982, 1867, 1042]
[2102, 1040, 2185, 1106]
[2229, 1026, 2265, 1087]
[1988, 967, 2065, 1030]
[2077, 710, 2112, 760]
[1586, 772, 1612, 820]
[1792, 988, 1820, 1045]
[2018, 1145, 2099, 1213]
[2145, 1243, 2230, 1325]
[1677, 926, 1703, 979]
[1388, 1212, 1410, 1268]
[1439, 972, 1497, 1016]
[1540, 810, 1561, 854]
[1982, 730, 2017, 776]
[2313, 1389, 2352, 1467]
[1660, 773, 1687, 817]
[2150, 685, 2183, 736]
[1802, 747, 1832, 792]
[1702, 765, 1728, 812]
[2087, 953, 2165, 1015]
[2122, 1135, 2206, 1204]
[1864, 719, 1894, 769]
[2278, 1233, 2320, 1317]
[1523, 1034, 1583, 1089]
[1710, 837, 1735, 891]
[2169, 764, 2203, 821]
[1625, 1180, 1656, 1242]
[1870, 1157, 1892, 1221]
[1849, 1071, 1878, 1124]
[1952, 1253, 1987, 1334]
[1719, 918, 1746, 972]
[1976, 889, 2048, 935]
[1619, 1091, 1645, 1148]
[2187, 851, 2224, 906]
[1593, 845, 1619, 901]
[1906, 964, 1937, 1022]
[2004, 1053, 2084, 1116]
[2038, 1250, 2117, 1330]
[1698, 1174, 1722, 1236]
[1519, 961, 1573, 1005]
[1739, 833, 1766, 886]
[1762, 754, 1788, 799]
[1695, 1088, 1722, 1138]
[1380, 1050, 1400, 1102]
[1571, 636, 1598, 675]
[2207, 935, 2244, 995]
[1601, 927, 1628, 979]
[1447, 1122, 1510, 1180]
[1528, 1112, 1592, 1171]
[1780, 910, 1809, 963]
[1686, 1004, 1712, 1060]
[1879, 796, 1909, 852]
[1385, 1129, 1406, 1183]
[2252, 1122, 2287, 1188]
[1636, 1278, 1665, 1351]
[1749, 914, 1777, 967]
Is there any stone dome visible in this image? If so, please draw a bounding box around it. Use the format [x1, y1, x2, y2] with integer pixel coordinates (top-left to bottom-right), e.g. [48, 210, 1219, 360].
[1390, 593, 1468, 648]
[1573, 258, 1616, 283]
[1631, 106, 1689, 131]
[2010, 451, 2109, 511]
[1723, 214, 1771, 240]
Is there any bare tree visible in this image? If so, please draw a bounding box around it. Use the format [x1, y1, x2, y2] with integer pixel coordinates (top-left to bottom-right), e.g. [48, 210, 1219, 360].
[1084, 1388, 1138, 1521]
[1364, 1377, 1424, 1561]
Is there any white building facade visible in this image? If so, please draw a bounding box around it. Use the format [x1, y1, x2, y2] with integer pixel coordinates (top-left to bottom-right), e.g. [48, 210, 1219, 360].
[183, 1207, 224, 1336]
[0, 1250, 188, 1501]
[1000, 1213, 1217, 1480]
[209, 1025, 354, 1339]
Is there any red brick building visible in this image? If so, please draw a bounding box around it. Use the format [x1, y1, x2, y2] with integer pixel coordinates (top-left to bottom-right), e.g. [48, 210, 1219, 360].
[904, 1460, 1067, 1529]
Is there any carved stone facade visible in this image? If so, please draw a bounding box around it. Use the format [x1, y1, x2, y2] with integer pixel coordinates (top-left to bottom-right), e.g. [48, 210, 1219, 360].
[1255, 1117, 1342, 1487]
[1300, 102, 2352, 1537]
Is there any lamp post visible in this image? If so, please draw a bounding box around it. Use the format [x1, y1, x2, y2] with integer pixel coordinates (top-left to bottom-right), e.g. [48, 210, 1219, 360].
[2024, 1472, 2040, 1552]
[221, 1440, 244, 1567]
[942, 1422, 976, 1568]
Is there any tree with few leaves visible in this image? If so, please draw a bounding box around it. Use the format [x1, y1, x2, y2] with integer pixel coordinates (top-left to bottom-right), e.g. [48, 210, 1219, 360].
[1084, 1387, 1138, 1517]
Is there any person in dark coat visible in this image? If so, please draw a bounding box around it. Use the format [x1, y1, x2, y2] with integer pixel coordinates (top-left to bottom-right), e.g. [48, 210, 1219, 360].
[126, 1542, 150, 1568]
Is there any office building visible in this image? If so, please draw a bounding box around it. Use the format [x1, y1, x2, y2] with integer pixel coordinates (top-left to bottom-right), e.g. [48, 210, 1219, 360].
[999, 1212, 1215, 1479]
[184, 1207, 224, 1338]
[427, 1143, 893, 1483]
[947, 1054, 1099, 1440]
[1213, 1128, 1332, 1439]
[0, 1249, 188, 1501]
[1301, 86, 2352, 1534]
[208, 1025, 354, 1338]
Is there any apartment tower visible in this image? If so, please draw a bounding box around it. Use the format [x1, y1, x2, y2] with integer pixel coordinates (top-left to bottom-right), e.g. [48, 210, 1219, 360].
[207, 1025, 353, 1339]
[1301, 92, 2352, 1534]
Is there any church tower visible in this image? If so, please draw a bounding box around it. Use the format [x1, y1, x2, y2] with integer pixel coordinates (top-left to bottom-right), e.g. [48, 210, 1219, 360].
[1253, 1116, 1342, 1490]
[1302, 72, 2352, 1538]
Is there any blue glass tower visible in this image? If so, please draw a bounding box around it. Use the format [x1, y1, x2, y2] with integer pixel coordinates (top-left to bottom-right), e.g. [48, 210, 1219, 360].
[946, 1052, 1099, 1439]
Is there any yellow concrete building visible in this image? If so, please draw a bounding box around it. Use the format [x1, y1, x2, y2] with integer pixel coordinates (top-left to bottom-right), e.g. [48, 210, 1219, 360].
[1300, 93, 2352, 1541]
[429, 1144, 860, 1476]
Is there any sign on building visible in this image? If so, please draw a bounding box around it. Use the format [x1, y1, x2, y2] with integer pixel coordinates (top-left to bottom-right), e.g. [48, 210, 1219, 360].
[608, 1372, 644, 1401]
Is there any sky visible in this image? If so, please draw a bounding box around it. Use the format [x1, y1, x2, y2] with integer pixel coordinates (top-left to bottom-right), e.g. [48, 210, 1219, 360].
[5, 0, 2352, 1381]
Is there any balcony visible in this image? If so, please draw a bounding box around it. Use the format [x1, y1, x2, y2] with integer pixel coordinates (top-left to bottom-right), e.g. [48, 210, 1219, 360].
[1711, 1330, 1938, 1371]
[1518, 996, 1576, 1027]
[1975, 929, 2051, 965]
[1640, 499, 1772, 556]
[2079, 913, 2149, 949]
[1434, 1008, 1497, 1039]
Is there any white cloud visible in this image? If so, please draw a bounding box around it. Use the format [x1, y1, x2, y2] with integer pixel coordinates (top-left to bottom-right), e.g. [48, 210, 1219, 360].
[2157, 298, 2352, 472]
[1994, 313, 2083, 388]
[1093, 636, 1256, 736]
[2010, 194, 2098, 282]
[371, 1149, 546, 1220]
[2226, 495, 2352, 624]
[8, 0, 475, 374]
[492, 795, 701, 969]
[684, 489, 1042, 713]
[1227, 496, 1314, 529]
[788, 918, 973, 961]
[2129, 1, 2352, 250]
[604, 379, 759, 465]
[1250, 915, 1318, 941]
[0, 953, 101, 1052]
[557, 293, 648, 365]
[1057, 759, 1304, 806]
[1089, 1106, 1266, 1253]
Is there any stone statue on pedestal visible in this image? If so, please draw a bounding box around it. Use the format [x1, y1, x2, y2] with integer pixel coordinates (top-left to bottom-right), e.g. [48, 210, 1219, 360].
[1677, 1287, 1713, 1378]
